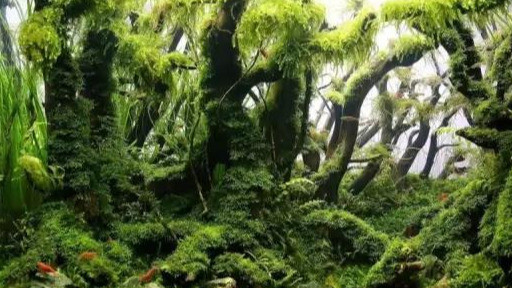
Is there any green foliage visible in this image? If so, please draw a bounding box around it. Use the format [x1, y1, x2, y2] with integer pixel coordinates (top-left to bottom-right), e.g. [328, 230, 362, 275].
[18, 155, 53, 192]
[276, 178, 316, 205]
[490, 34, 512, 97]
[416, 180, 492, 259]
[449, 254, 503, 288]
[380, 0, 508, 33]
[116, 222, 168, 248]
[6, 0, 512, 287]
[310, 8, 377, 65]
[325, 265, 370, 288]
[380, 0, 461, 33]
[19, 8, 62, 67]
[0, 204, 135, 286]
[213, 249, 297, 288]
[209, 166, 273, 234]
[0, 64, 46, 217]
[213, 253, 272, 287]
[117, 33, 193, 84]
[161, 224, 229, 282]
[237, 0, 324, 67]
[473, 97, 512, 127]
[305, 209, 389, 262]
[363, 239, 420, 288]
[490, 171, 512, 257]
[391, 35, 435, 61]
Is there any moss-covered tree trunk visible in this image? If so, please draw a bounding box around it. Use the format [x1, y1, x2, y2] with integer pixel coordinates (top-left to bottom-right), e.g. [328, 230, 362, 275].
[349, 84, 393, 195]
[314, 41, 431, 203]
[262, 77, 305, 179]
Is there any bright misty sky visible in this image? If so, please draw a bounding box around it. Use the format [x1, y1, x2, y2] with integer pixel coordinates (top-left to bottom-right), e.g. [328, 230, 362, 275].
[3, 0, 465, 177]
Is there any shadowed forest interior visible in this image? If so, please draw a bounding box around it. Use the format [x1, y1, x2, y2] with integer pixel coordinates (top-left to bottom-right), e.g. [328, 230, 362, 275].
[1, 0, 512, 287]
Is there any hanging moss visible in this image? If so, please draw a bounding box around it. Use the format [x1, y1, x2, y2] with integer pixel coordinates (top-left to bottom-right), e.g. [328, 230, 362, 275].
[237, 0, 324, 58]
[391, 35, 435, 61]
[18, 8, 62, 67]
[310, 8, 378, 65]
[381, 0, 508, 33]
[117, 33, 193, 85]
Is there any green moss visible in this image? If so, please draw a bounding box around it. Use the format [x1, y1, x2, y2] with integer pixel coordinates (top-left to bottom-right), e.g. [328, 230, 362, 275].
[473, 98, 512, 128]
[310, 8, 378, 64]
[449, 254, 503, 288]
[209, 166, 273, 235]
[490, 35, 512, 98]
[381, 0, 460, 32]
[117, 33, 190, 85]
[75, 256, 119, 286]
[478, 197, 497, 250]
[456, 128, 512, 151]
[363, 239, 421, 288]
[325, 265, 370, 288]
[261, 77, 305, 176]
[213, 253, 270, 286]
[490, 171, 512, 257]
[0, 249, 54, 285]
[19, 8, 62, 67]
[0, 204, 133, 286]
[305, 209, 389, 262]
[276, 178, 317, 205]
[18, 155, 54, 192]
[213, 249, 297, 288]
[381, 0, 508, 33]
[391, 35, 435, 61]
[161, 225, 229, 282]
[237, 0, 324, 58]
[416, 180, 492, 259]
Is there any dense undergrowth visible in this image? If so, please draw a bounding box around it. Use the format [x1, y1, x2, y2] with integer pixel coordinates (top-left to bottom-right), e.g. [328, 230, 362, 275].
[0, 161, 507, 288]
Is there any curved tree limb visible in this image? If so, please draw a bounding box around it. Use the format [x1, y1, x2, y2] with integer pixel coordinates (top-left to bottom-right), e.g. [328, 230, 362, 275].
[314, 38, 434, 203]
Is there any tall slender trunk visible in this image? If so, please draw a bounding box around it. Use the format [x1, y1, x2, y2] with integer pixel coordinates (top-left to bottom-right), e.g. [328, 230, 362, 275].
[349, 93, 393, 195]
[395, 85, 442, 182]
[420, 110, 457, 178]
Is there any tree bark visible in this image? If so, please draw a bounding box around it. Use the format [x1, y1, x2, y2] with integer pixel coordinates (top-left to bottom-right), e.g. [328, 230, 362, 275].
[395, 85, 442, 181]
[326, 104, 343, 157]
[356, 121, 380, 148]
[349, 110, 393, 194]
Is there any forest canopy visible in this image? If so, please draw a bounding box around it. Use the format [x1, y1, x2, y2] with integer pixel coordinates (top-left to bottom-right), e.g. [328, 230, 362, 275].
[1, 0, 512, 287]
